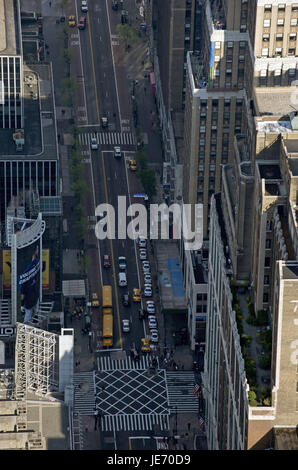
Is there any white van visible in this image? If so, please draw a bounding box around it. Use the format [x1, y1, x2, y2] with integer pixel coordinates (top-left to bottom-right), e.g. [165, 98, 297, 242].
[118, 272, 127, 287]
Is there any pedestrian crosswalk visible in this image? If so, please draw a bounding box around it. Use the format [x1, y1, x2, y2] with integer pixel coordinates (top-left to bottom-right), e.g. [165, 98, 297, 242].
[98, 354, 154, 371]
[73, 372, 96, 416]
[78, 131, 136, 147]
[101, 413, 170, 432]
[166, 371, 200, 413]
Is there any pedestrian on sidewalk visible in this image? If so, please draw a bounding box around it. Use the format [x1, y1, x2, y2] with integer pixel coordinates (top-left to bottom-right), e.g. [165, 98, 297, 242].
[85, 424, 88, 432]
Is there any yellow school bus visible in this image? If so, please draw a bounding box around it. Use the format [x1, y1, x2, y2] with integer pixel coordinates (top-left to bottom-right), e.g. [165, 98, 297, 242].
[102, 285, 113, 347]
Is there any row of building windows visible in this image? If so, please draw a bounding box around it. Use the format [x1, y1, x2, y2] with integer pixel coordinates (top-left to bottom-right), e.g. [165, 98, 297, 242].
[264, 4, 298, 12]
[264, 18, 298, 27]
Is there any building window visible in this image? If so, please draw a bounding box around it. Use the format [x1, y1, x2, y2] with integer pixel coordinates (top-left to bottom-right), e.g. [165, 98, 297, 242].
[262, 48, 269, 56]
[264, 275, 269, 285]
[278, 4, 285, 11]
[263, 33, 270, 41]
[265, 257, 271, 267]
[263, 293, 269, 303]
[290, 18, 298, 26]
[264, 4, 272, 12]
[288, 48, 296, 55]
[263, 19, 271, 27]
[292, 4, 298, 11]
[227, 42, 234, 48]
[265, 239, 271, 249]
[215, 41, 221, 49]
[276, 33, 283, 41]
[277, 18, 284, 26]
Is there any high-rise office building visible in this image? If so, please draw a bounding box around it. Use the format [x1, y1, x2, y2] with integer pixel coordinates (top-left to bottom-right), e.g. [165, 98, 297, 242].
[0, 0, 23, 129]
[183, 0, 298, 238]
[204, 191, 298, 449]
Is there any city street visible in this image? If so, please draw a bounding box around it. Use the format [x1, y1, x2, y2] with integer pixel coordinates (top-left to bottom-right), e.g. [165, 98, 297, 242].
[37, 0, 203, 450]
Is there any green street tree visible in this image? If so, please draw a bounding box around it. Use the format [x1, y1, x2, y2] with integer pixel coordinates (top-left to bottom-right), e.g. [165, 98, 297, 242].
[137, 169, 156, 198]
[115, 24, 138, 50]
[61, 76, 78, 107]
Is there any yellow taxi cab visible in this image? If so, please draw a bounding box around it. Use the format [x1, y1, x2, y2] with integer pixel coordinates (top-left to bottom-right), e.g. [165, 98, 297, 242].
[91, 293, 99, 307]
[132, 288, 141, 302]
[129, 159, 137, 171]
[68, 15, 76, 27]
[141, 338, 151, 353]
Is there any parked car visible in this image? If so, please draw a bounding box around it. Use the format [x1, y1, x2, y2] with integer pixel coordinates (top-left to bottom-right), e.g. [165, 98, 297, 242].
[90, 137, 98, 150]
[138, 237, 147, 248]
[148, 315, 157, 329]
[91, 293, 99, 307]
[139, 249, 147, 260]
[142, 261, 150, 273]
[118, 256, 126, 270]
[114, 146, 121, 158]
[144, 273, 152, 284]
[129, 159, 137, 171]
[122, 293, 130, 307]
[68, 15, 76, 27]
[103, 254, 111, 268]
[78, 16, 86, 30]
[112, 0, 118, 10]
[133, 288, 141, 302]
[146, 301, 155, 314]
[81, 0, 88, 12]
[139, 309, 145, 320]
[150, 329, 159, 343]
[144, 285, 152, 297]
[122, 319, 130, 333]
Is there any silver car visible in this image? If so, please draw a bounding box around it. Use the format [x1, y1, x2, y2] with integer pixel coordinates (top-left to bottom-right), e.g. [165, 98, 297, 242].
[81, 0, 88, 12]
[146, 301, 155, 314]
[139, 249, 147, 260]
[139, 237, 147, 248]
[122, 319, 130, 333]
[144, 285, 152, 297]
[90, 137, 98, 150]
[148, 315, 157, 329]
[144, 274, 152, 284]
[150, 329, 159, 343]
[142, 261, 150, 273]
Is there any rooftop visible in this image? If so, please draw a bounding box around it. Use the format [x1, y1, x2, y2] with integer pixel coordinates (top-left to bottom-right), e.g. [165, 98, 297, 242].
[156, 241, 187, 312]
[0, 63, 58, 160]
[284, 139, 298, 155]
[282, 263, 298, 280]
[255, 87, 298, 117]
[0, 0, 21, 56]
[258, 163, 282, 180]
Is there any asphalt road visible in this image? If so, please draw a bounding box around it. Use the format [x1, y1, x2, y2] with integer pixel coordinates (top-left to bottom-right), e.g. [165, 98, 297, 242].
[76, 0, 148, 353]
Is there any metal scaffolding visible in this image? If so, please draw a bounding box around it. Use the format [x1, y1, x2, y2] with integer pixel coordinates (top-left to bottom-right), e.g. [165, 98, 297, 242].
[14, 323, 59, 400]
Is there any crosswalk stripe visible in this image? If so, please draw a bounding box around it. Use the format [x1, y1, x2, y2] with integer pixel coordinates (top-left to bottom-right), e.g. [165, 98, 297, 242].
[98, 354, 151, 371]
[78, 131, 135, 147]
[101, 413, 170, 432]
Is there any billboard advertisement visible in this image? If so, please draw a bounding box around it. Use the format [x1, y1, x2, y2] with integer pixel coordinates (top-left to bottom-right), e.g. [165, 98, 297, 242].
[2, 249, 11, 290]
[42, 249, 50, 289]
[18, 244, 40, 323]
[2, 249, 49, 290]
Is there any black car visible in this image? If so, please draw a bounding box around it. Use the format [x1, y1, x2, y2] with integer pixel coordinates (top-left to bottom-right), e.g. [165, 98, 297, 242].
[122, 293, 130, 307]
[139, 309, 145, 320]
